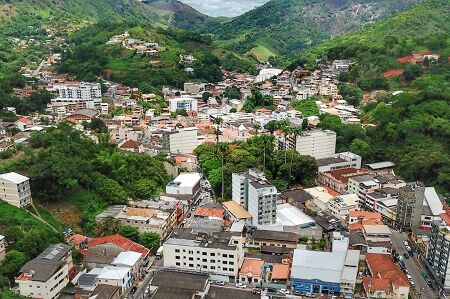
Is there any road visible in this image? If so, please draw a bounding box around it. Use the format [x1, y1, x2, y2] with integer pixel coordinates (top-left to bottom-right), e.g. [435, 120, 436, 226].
[390, 231, 438, 299]
[32, 59, 46, 77]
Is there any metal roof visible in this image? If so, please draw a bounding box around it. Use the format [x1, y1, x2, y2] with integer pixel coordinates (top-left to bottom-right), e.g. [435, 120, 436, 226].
[292, 249, 346, 283]
[0, 172, 29, 184]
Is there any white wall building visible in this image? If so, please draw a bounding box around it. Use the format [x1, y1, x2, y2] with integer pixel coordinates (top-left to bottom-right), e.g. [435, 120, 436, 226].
[327, 194, 360, 220]
[287, 130, 337, 159]
[50, 82, 102, 104]
[0, 235, 5, 262]
[232, 169, 278, 226]
[169, 96, 198, 112]
[0, 172, 32, 208]
[169, 127, 199, 154]
[166, 172, 201, 197]
[163, 228, 243, 281]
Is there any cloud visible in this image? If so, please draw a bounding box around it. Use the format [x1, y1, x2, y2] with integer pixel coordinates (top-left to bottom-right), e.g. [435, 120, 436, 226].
[179, 0, 269, 17]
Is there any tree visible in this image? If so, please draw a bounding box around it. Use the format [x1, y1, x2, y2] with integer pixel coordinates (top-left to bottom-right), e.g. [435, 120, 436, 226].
[140, 232, 161, 251]
[119, 226, 140, 242]
[87, 118, 108, 133]
[252, 123, 261, 136]
[338, 83, 363, 106]
[3, 226, 24, 243]
[96, 217, 121, 237]
[202, 92, 212, 103]
[0, 250, 27, 278]
[213, 117, 223, 152]
[264, 120, 277, 135]
[302, 118, 309, 130]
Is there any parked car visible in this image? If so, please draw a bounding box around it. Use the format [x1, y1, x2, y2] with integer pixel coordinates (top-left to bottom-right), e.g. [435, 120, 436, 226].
[406, 246, 412, 251]
[407, 274, 413, 281]
[267, 288, 278, 294]
[279, 289, 289, 294]
[305, 293, 315, 298]
[410, 281, 416, 287]
[235, 283, 246, 288]
[403, 240, 409, 246]
[215, 281, 225, 286]
[252, 288, 261, 294]
[404, 253, 410, 259]
[130, 287, 138, 295]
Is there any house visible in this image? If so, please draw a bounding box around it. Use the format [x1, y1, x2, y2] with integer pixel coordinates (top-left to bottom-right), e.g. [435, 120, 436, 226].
[249, 229, 298, 250]
[222, 200, 253, 225]
[239, 258, 265, 285]
[348, 211, 382, 230]
[66, 109, 99, 123]
[118, 139, 144, 153]
[304, 186, 334, 211]
[16, 244, 72, 299]
[206, 286, 259, 299]
[91, 284, 121, 299]
[149, 270, 209, 299]
[0, 235, 5, 262]
[318, 167, 369, 194]
[16, 117, 34, 131]
[67, 234, 88, 249]
[0, 172, 32, 208]
[327, 194, 360, 220]
[166, 172, 201, 198]
[194, 202, 224, 219]
[112, 251, 142, 279]
[86, 266, 132, 293]
[363, 253, 409, 299]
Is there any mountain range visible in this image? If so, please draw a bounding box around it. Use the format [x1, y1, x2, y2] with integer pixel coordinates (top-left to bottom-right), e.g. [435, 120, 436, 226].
[194, 0, 423, 61]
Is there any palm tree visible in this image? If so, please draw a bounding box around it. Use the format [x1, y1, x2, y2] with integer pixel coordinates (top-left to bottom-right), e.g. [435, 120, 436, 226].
[289, 127, 302, 178]
[252, 123, 261, 136]
[213, 117, 223, 152]
[280, 125, 291, 164]
[264, 120, 277, 135]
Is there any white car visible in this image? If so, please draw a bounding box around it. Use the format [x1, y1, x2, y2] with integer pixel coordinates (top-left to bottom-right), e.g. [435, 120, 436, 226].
[235, 283, 246, 288]
[403, 240, 409, 246]
[406, 246, 412, 251]
[410, 281, 416, 287]
[407, 274, 413, 281]
[279, 289, 289, 294]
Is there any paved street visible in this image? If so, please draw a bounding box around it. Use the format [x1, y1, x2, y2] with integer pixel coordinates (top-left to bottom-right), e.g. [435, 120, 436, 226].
[390, 231, 438, 299]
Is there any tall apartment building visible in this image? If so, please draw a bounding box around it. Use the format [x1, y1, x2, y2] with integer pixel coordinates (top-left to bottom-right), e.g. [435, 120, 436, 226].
[286, 130, 336, 159]
[169, 96, 198, 112]
[426, 210, 450, 292]
[0, 172, 32, 208]
[232, 169, 278, 226]
[168, 127, 199, 154]
[163, 228, 243, 281]
[51, 82, 102, 105]
[395, 182, 425, 229]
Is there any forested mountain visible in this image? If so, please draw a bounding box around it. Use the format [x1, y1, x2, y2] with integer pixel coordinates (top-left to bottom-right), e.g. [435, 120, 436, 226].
[0, 0, 205, 27]
[195, 0, 421, 61]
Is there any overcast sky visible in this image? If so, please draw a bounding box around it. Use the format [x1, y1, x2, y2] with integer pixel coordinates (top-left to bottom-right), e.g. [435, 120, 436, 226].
[179, 0, 269, 17]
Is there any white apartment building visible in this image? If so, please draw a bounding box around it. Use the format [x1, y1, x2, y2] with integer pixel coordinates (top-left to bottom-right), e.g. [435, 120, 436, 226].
[169, 96, 198, 112]
[0, 235, 5, 262]
[169, 127, 199, 154]
[327, 194, 360, 220]
[50, 82, 102, 104]
[316, 152, 362, 172]
[163, 228, 243, 281]
[166, 172, 201, 197]
[286, 130, 337, 159]
[232, 169, 278, 226]
[0, 172, 32, 208]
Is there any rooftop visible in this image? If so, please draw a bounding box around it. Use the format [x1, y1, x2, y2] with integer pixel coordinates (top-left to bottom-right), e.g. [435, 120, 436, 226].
[365, 253, 408, 290]
[19, 258, 65, 282]
[112, 251, 141, 267]
[206, 286, 259, 299]
[38, 243, 71, 261]
[151, 270, 209, 299]
[222, 201, 252, 219]
[91, 284, 120, 299]
[167, 172, 201, 188]
[365, 161, 395, 170]
[276, 203, 315, 227]
[165, 228, 239, 250]
[239, 258, 264, 277]
[87, 235, 150, 258]
[252, 229, 298, 243]
[271, 263, 290, 280]
[0, 172, 29, 184]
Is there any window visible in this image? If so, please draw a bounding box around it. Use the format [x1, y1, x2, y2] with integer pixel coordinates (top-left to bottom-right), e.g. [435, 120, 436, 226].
[202, 252, 207, 256]
[189, 264, 194, 267]
[176, 262, 180, 266]
[229, 262, 234, 265]
[175, 249, 180, 253]
[175, 256, 180, 260]
[223, 254, 227, 258]
[229, 254, 234, 258]
[211, 260, 215, 263]
[202, 259, 207, 262]
[210, 253, 215, 256]
[211, 266, 215, 270]
[189, 257, 193, 261]
[202, 265, 207, 269]
[188, 250, 193, 254]
[223, 261, 228, 264]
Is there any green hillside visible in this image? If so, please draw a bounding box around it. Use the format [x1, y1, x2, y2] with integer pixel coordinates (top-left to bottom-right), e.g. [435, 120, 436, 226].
[144, 0, 208, 29]
[195, 0, 421, 61]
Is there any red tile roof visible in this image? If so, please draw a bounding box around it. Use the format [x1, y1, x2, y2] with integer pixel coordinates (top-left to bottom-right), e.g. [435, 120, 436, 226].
[239, 258, 264, 277]
[323, 168, 370, 185]
[271, 263, 290, 280]
[194, 207, 224, 219]
[349, 219, 385, 231]
[87, 234, 150, 257]
[17, 117, 34, 125]
[119, 140, 142, 149]
[67, 234, 87, 245]
[365, 253, 408, 293]
[349, 211, 381, 219]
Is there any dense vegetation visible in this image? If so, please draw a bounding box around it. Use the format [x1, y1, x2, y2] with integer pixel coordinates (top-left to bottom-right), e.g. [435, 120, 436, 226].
[194, 135, 318, 198]
[195, 0, 419, 62]
[292, 98, 320, 117]
[0, 123, 170, 234]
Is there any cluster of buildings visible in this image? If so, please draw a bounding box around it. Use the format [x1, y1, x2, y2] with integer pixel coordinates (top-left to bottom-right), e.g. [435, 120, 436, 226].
[106, 31, 160, 57]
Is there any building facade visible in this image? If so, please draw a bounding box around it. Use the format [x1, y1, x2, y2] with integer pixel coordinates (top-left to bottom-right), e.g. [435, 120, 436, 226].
[0, 172, 32, 208]
[395, 183, 425, 229]
[168, 127, 199, 154]
[286, 130, 336, 159]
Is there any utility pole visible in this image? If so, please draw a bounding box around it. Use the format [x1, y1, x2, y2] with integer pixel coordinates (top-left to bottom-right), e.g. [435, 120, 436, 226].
[221, 153, 224, 199]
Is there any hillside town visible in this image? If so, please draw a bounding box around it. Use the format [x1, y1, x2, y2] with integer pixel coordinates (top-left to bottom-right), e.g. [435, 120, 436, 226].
[0, 36, 447, 299]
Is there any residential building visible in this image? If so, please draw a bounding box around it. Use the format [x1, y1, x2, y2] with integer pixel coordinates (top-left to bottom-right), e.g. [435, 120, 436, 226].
[0, 235, 5, 262]
[184, 82, 205, 95]
[88, 266, 132, 293]
[222, 200, 253, 225]
[169, 96, 198, 112]
[163, 228, 243, 281]
[193, 202, 224, 219]
[239, 258, 265, 285]
[232, 169, 278, 226]
[363, 254, 409, 299]
[304, 186, 334, 211]
[66, 108, 99, 123]
[166, 172, 201, 197]
[318, 167, 369, 194]
[363, 224, 392, 243]
[291, 233, 359, 298]
[286, 130, 336, 159]
[249, 229, 298, 250]
[421, 187, 444, 228]
[112, 251, 143, 279]
[96, 205, 179, 238]
[365, 161, 396, 175]
[118, 140, 144, 153]
[0, 172, 32, 208]
[395, 182, 425, 229]
[327, 194, 360, 220]
[149, 270, 209, 299]
[168, 127, 199, 154]
[50, 82, 102, 105]
[426, 209, 450, 292]
[16, 244, 72, 299]
[348, 211, 382, 228]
